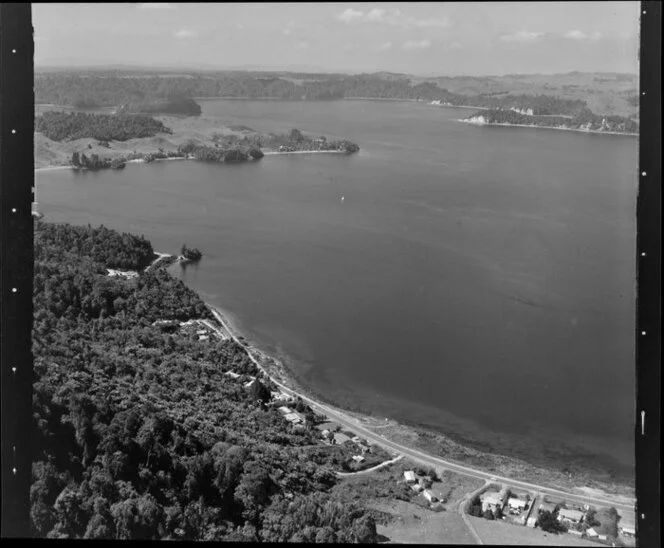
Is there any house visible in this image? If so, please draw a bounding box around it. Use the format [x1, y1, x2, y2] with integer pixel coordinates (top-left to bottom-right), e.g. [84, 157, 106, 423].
[526, 517, 537, 528]
[284, 413, 303, 424]
[568, 529, 583, 537]
[423, 490, 438, 503]
[619, 525, 636, 538]
[598, 534, 608, 541]
[538, 501, 557, 515]
[586, 528, 599, 538]
[278, 406, 293, 415]
[198, 335, 209, 341]
[333, 432, 351, 445]
[557, 508, 585, 525]
[403, 471, 417, 483]
[481, 492, 505, 513]
[411, 484, 423, 493]
[507, 497, 528, 512]
[196, 330, 207, 335]
[225, 371, 240, 379]
[351, 455, 365, 463]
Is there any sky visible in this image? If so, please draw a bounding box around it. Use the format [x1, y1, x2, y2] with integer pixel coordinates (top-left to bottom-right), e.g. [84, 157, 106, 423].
[32, 2, 641, 76]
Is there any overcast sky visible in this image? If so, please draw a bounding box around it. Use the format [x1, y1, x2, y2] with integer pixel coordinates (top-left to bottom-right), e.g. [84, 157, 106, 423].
[33, 2, 640, 75]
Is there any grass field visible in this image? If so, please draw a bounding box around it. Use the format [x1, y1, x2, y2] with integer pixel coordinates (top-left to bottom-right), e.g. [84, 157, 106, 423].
[469, 517, 600, 546]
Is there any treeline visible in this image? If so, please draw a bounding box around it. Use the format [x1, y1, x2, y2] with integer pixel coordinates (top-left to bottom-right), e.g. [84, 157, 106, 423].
[120, 96, 202, 116]
[71, 152, 126, 171]
[466, 108, 639, 133]
[31, 220, 379, 541]
[212, 128, 360, 154]
[35, 72, 589, 116]
[35, 111, 171, 142]
[177, 140, 264, 163]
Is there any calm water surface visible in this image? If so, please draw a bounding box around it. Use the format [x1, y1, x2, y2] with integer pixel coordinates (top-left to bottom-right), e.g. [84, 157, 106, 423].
[37, 100, 637, 479]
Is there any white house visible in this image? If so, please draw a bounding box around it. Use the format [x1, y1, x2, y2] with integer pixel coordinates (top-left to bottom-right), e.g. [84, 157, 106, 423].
[481, 492, 505, 513]
[278, 406, 293, 414]
[351, 455, 365, 463]
[284, 413, 303, 424]
[586, 528, 599, 538]
[526, 517, 537, 528]
[557, 508, 585, 525]
[404, 471, 416, 483]
[423, 490, 438, 503]
[507, 497, 527, 512]
[619, 525, 636, 538]
[198, 335, 209, 341]
[411, 484, 423, 493]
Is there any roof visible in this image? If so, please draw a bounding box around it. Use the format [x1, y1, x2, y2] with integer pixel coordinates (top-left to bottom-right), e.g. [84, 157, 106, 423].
[352, 455, 365, 462]
[586, 528, 599, 537]
[278, 406, 293, 414]
[558, 508, 585, 521]
[284, 413, 302, 423]
[508, 497, 527, 508]
[333, 432, 351, 444]
[538, 502, 557, 513]
[404, 471, 416, 481]
[482, 492, 504, 506]
[423, 490, 437, 501]
[620, 526, 636, 534]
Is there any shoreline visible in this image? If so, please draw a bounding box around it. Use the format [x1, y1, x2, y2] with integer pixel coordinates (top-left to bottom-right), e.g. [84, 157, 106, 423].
[193, 296, 635, 506]
[458, 118, 638, 137]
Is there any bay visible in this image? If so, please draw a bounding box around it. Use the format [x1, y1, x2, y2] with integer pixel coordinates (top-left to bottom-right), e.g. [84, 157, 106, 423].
[36, 100, 637, 480]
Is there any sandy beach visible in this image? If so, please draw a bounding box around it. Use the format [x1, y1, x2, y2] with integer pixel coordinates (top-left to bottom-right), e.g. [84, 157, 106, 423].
[458, 118, 637, 136]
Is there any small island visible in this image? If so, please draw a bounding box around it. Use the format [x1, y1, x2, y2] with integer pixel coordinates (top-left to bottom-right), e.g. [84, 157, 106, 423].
[179, 244, 203, 264]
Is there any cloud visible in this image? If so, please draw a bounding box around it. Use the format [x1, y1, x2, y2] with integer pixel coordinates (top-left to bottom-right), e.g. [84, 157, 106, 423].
[282, 28, 292, 35]
[564, 30, 603, 41]
[137, 3, 176, 9]
[174, 29, 196, 39]
[377, 41, 393, 51]
[403, 39, 432, 51]
[337, 8, 364, 23]
[337, 8, 451, 29]
[296, 41, 309, 50]
[500, 30, 544, 43]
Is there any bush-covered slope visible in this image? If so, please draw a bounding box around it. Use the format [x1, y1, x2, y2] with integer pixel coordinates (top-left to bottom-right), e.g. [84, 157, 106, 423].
[32, 221, 377, 541]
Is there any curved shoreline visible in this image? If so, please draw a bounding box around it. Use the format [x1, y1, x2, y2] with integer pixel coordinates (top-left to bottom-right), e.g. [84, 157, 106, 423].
[457, 118, 638, 137]
[196, 298, 634, 506]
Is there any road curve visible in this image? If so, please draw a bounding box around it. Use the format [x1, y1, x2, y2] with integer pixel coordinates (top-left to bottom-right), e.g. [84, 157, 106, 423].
[208, 307, 636, 514]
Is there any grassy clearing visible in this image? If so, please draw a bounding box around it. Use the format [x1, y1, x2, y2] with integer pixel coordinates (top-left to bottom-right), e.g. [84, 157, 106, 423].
[469, 516, 599, 546]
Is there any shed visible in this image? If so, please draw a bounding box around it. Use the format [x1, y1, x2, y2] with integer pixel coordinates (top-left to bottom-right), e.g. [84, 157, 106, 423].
[403, 471, 416, 483]
[278, 406, 293, 414]
[526, 517, 537, 528]
[351, 455, 365, 463]
[586, 528, 599, 538]
[423, 490, 438, 503]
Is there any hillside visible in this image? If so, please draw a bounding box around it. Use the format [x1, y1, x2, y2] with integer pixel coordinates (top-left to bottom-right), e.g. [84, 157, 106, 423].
[31, 221, 379, 541]
[35, 69, 639, 118]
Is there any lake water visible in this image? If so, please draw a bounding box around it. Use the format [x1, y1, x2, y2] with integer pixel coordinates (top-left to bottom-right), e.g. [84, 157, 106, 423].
[36, 100, 637, 481]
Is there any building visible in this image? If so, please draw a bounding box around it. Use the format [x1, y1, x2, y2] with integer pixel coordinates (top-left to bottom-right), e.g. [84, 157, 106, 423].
[198, 335, 209, 341]
[538, 501, 557, 515]
[333, 432, 351, 445]
[586, 528, 599, 538]
[526, 517, 537, 528]
[196, 330, 207, 335]
[568, 529, 583, 537]
[619, 525, 636, 538]
[403, 471, 416, 483]
[481, 492, 505, 513]
[423, 490, 438, 503]
[351, 455, 365, 463]
[411, 484, 423, 493]
[278, 406, 293, 415]
[507, 497, 528, 512]
[557, 508, 585, 525]
[284, 413, 303, 424]
[225, 371, 240, 379]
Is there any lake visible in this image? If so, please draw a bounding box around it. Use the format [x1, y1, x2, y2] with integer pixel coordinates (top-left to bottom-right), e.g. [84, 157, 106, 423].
[36, 99, 637, 481]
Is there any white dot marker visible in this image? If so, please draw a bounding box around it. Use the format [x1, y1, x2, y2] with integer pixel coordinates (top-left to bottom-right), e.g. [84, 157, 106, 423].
[642, 171, 647, 176]
[12, 208, 17, 213]
[641, 331, 646, 336]
[11, 288, 17, 293]
[12, 48, 17, 53]
[11, 367, 16, 373]
[12, 468, 17, 475]
[641, 252, 647, 257]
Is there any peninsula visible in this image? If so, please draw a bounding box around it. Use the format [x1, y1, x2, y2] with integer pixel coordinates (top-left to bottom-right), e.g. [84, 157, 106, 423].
[34, 110, 360, 171]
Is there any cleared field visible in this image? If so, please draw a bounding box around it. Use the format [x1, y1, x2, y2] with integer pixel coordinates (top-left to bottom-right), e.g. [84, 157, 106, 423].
[373, 499, 477, 544]
[469, 517, 599, 546]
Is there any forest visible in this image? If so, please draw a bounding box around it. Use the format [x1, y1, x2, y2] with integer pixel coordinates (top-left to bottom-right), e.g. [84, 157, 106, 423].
[212, 128, 360, 154]
[31, 221, 378, 541]
[466, 108, 639, 133]
[36, 72, 594, 116]
[35, 111, 172, 142]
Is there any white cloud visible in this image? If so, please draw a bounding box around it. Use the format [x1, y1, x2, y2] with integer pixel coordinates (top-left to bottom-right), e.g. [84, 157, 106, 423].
[377, 41, 393, 51]
[174, 29, 196, 39]
[500, 30, 544, 43]
[138, 3, 176, 9]
[564, 30, 602, 41]
[337, 8, 364, 24]
[296, 41, 309, 50]
[403, 39, 432, 51]
[282, 28, 292, 35]
[337, 8, 451, 29]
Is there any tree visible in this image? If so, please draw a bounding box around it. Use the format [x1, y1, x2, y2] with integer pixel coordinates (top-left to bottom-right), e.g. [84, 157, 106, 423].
[250, 379, 271, 404]
[483, 509, 495, 520]
[71, 152, 81, 167]
[537, 510, 567, 534]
